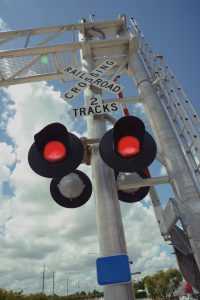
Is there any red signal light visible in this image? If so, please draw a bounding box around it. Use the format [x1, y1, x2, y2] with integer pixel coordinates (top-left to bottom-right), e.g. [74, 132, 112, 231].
[184, 282, 193, 294]
[117, 136, 140, 158]
[29, 122, 84, 178]
[99, 116, 157, 173]
[43, 141, 67, 162]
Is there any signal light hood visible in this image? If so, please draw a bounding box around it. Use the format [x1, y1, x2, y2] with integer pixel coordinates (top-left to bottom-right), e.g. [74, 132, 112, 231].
[28, 123, 84, 178]
[99, 116, 157, 172]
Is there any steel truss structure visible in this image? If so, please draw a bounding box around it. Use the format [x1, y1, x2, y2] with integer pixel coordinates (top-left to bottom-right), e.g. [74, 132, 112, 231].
[0, 15, 200, 298]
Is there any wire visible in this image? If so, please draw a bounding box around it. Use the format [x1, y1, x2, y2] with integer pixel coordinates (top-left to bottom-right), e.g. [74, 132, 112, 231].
[113, 75, 129, 116]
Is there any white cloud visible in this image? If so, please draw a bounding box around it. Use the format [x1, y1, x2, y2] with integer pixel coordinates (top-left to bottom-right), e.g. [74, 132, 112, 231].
[0, 142, 16, 166]
[123, 201, 176, 276]
[0, 165, 11, 182]
[0, 18, 8, 31]
[0, 142, 16, 193]
[160, 165, 167, 176]
[134, 103, 145, 114]
[0, 80, 177, 294]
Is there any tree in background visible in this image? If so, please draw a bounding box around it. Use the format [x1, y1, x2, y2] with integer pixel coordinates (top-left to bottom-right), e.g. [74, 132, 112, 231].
[143, 268, 182, 299]
[165, 269, 183, 298]
[133, 280, 147, 299]
[0, 288, 103, 300]
[0, 269, 182, 300]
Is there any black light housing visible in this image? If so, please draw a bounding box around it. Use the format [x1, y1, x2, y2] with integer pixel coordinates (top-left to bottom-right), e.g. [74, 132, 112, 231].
[28, 123, 84, 178]
[117, 169, 150, 203]
[50, 170, 92, 208]
[99, 116, 157, 173]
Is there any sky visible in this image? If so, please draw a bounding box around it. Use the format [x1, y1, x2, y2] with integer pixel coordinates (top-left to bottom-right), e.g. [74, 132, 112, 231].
[0, 0, 199, 296]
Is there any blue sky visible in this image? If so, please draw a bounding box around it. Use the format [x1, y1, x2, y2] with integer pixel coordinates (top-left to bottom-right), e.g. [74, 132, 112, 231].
[0, 0, 199, 295]
[0, 0, 199, 111]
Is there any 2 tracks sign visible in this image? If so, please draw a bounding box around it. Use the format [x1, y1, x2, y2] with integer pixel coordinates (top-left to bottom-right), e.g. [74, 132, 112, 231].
[63, 59, 123, 117]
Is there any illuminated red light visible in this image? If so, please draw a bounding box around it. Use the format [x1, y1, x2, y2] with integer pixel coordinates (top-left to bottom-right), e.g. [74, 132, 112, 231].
[117, 136, 140, 158]
[43, 141, 67, 162]
[184, 282, 193, 294]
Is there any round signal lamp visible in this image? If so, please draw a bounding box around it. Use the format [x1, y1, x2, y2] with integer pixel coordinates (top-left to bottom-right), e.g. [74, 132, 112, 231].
[43, 141, 67, 162]
[184, 282, 193, 294]
[117, 136, 140, 158]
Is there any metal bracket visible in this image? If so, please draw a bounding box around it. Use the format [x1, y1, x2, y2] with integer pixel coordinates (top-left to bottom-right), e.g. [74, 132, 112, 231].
[152, 76, 166, 86]
[81, 137, 100, 165]
[117, 174, 169, 190]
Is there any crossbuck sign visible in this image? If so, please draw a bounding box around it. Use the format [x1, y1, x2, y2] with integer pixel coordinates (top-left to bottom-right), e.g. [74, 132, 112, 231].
[63, 59, 122, 117]
[63, 59, 122, 100]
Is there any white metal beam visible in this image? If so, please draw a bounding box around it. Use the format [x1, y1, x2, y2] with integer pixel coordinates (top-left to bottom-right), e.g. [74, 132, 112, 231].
[149, 187, 169, 239]
[163, 198, 179, 233]
[105, 96, 143, 104]
[0, 38, 129, 58]
[117, 175, 169, 190]
[0, 72, 65, 86]
[0, 19, 123, 40]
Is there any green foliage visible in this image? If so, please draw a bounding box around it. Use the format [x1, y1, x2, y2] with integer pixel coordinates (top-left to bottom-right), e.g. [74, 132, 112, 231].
[134, 280, 145, 291]
[135, 290, 147, 298]
[133, 280, 147, 298]
[143, 268, 182, 299]
[0, 288, 103, 300]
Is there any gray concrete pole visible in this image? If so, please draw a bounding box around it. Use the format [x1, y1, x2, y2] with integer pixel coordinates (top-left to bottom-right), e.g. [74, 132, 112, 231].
[52, 271, 55, 295]
[42, 264, 45, 294]
[67, 278, 69, 296]
[79, 25, 134, 300]
[128, 52, 200, 270]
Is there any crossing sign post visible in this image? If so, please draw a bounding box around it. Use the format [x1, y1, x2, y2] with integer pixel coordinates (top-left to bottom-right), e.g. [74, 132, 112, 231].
[78, 18, 135, 300]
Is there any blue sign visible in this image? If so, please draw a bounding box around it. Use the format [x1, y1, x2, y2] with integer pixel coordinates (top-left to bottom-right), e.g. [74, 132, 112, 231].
[96, 254, 131, 285]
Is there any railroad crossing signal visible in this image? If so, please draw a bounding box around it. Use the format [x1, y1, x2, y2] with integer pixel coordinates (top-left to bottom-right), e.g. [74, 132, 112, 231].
[99, 116, 157, 172]
[99, 116, 157, 203]
[28, 123, 92, 208]
[28, 123, 84, 178]
[28, 116, 156, 205]
[1, 15, 200, 296]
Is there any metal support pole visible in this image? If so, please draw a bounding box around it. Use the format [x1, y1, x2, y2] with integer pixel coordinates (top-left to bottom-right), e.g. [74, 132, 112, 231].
[52, 271, 55, 295]
[67, 278, 69, 296]
[79, 22, 134, 300]
[42, 264, 45, 294]
[128, 51, 200, 270]
[149, 187, 169, 239]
